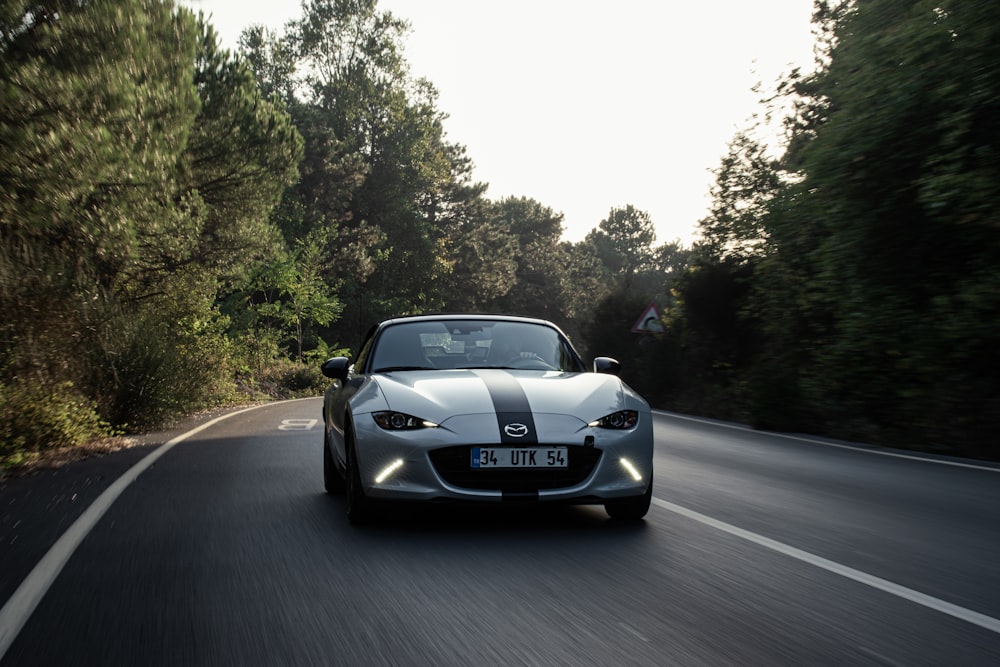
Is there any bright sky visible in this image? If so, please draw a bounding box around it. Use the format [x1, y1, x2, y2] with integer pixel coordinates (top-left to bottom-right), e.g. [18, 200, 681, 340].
[183, 1, 817, 246]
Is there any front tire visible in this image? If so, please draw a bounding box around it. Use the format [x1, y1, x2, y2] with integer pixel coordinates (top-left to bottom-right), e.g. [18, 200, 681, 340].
[604, 474, 652, 521]
[323, 427, 345, 494]
[345, 437, 377, 525]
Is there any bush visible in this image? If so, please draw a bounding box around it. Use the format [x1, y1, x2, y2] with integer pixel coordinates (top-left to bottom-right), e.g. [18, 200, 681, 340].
[0, 380, 116, 466]
[250, 358, 329, 400]
[88, 307, 242, 431]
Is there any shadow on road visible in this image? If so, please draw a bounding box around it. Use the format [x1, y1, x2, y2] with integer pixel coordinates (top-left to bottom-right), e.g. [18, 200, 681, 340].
[316, 492, 650, 537]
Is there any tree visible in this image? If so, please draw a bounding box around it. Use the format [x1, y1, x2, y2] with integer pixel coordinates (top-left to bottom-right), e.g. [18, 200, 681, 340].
[233, 239, 343, 363]
[697, 131, 783, 262]
[1, 0, 202, 401]
[759, 0, 1000, 453]
[182, 17, 303, 286]
[482, 197, 570, 322]
[240, 0, 487, 349]
[439, 195, 517, 313]
[561, 239, 612, 325]
[1, 1, 306, 443]
[586, 205, 658, 279]
[1, 0, 201, 295]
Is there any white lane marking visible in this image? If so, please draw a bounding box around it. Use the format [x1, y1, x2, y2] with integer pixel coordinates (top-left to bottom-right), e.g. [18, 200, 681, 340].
[278, 418, 318, 431]
[652, 497, 1000, 635]
[0, 400, 314, 660]
[652, 410, 1000, 473]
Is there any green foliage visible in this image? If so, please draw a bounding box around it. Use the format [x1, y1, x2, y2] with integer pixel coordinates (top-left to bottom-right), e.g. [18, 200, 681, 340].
[697, 131, 782, 262]
[0, 1, 307, 460]
[1, 0, 202, 295]
[560, 239, 612, 326]
[251, 358, 329, 400]
[586, 205, 658, 277]
[661, 0, 1000, 458]
[228, 239, 344, 361]
[0, 380, 116, 465]
[302, 338, 351, 365]
[86, 300, 242, 430]
[440, 207, 518, 312]
[480, 197, 570, 321]
[182, 15, 304, 285]
[240, 0, 486, 347]
[2, 0, 205, 444]
[771, 0, 1000, 453]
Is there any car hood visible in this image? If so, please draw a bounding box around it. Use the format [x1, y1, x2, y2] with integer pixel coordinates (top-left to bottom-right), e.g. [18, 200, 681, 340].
[364, 369, 646, 425]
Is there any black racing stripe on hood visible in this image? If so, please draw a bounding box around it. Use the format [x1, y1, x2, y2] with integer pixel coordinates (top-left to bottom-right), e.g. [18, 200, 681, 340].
[472, 370, 538, 444]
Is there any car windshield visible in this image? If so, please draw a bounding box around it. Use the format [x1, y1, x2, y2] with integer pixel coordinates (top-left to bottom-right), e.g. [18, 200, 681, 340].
[369, 320, 584, 373]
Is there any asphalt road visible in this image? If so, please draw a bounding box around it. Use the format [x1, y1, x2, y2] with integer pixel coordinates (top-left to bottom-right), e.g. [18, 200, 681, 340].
[2, 398, 999, 665]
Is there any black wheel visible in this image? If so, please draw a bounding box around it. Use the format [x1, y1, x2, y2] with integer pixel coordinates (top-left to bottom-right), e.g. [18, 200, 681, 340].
[345, 436, 377, 525]
[323, 427, 345, 494]
[604, 474, 652, 521]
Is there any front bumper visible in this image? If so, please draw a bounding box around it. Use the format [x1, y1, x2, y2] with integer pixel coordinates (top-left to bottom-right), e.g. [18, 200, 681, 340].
[351, 411, 653, 504]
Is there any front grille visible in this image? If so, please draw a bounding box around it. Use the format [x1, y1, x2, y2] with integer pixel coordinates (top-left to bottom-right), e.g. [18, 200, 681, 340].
[428, 445, 602, 492]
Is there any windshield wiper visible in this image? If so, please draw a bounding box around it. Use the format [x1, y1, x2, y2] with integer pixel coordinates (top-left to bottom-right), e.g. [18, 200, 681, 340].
[373, 365, 435, 373]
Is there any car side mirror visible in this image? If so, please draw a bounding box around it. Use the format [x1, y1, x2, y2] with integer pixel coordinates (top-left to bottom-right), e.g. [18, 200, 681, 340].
[593, 357, 621, 376]
[321, 356, 351, 381]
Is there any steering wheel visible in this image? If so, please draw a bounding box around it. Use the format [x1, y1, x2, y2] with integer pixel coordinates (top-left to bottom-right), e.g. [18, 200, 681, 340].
[504, 354, 555, 370]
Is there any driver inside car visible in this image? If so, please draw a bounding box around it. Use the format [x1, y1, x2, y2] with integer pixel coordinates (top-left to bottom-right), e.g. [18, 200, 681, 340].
[489, 326, 554, 367]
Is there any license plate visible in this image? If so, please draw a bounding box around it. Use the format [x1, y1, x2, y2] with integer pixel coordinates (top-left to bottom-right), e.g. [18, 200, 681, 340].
[471, 447, 567, 468]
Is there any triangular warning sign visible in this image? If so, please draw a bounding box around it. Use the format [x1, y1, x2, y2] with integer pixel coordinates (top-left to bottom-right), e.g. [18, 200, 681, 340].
[631, 303, 663, 333]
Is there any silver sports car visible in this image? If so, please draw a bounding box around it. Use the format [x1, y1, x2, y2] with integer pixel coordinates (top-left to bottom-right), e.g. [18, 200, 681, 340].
[321, 314, 654, 523]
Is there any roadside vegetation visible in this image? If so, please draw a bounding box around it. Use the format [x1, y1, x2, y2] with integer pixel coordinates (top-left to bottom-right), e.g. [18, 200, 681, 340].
[2, 0, 997, 470]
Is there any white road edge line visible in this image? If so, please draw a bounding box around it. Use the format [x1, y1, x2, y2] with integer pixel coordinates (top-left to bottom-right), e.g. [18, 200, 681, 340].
[652, 497, 1000, 635]
[0, 401, 291, 660]
[652, 410, 1000, 473]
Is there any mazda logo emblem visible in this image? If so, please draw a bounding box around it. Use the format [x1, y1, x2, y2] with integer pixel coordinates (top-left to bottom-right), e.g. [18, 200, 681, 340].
[504, 423, 529, 438]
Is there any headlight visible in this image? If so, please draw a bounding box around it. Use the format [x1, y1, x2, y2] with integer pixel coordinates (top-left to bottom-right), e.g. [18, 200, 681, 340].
[372, 411, 438, 430]
[588, 410, 639, 429]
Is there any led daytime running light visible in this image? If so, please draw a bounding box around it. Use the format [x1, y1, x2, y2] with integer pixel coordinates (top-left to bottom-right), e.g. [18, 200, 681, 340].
[620, 458, 643, 482]
[374, 459, 404, 483]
